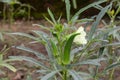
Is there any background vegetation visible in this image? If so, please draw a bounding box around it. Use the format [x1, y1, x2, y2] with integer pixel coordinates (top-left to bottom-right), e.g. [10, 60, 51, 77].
[0, 0, 104, 19]
[0, 0, 120, 80]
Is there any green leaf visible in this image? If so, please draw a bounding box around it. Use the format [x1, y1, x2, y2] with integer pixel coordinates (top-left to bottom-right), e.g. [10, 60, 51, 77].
[0, 62, 16, 72]
[9, 56, 49, 69]
[0, 0, 20, 4]
[47, 8, 56, 24]
[72, 0, 77, 9]
[104, 62, 120, 72]
[88, 3, 111, 40]
[50, 40, 58, 57]
[37, 70, 50, 74]
[71, 0, 107, 22]
[63, 33, 79, 65]
[44, 15, 54, 25]
[72, 58, 106, 66]
[70, 47, 83, 61]
[10, 32, 38, 40]
[32, 30, 48, 38]
[93, 4, 103, 10]
[32, 24, 50, 31]
[94, 27, 119, 39]
[102, 42, 120, 47]
[57, 14, 62, 23]
[41, 70, 59, 80]
[65, 0, 71, 22]
[15, 46, 47, 60]
[43, 36, 54, 62]
[78, 72, 92, 80]
[4, 58, 23, 62]
[76, 18, 93, 23]
[68, 70, 83, 80]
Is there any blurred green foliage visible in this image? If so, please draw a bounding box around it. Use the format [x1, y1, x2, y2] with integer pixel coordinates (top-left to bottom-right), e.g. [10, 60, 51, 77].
[0, 0, 95, 19]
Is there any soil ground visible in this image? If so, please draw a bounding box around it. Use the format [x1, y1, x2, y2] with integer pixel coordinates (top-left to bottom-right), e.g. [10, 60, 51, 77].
[0, 20, 120, 80]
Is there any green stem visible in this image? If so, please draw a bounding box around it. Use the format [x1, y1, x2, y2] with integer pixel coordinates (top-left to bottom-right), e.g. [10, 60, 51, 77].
[3, 3, 7, 24]
[27, 4, 31, 21]
[94, 66, 99, 80]
[63, 70, 67, 80]
[108, 18, 115, 80]
[109, 69, 115, 80]
[8, 4, 14, 28]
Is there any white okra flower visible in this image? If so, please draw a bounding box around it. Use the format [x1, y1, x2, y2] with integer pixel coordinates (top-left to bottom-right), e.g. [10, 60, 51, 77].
[74, 26, 87, 44]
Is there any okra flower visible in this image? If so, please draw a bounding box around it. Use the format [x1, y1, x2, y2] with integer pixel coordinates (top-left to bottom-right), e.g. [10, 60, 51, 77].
[73, 27, 87, 44]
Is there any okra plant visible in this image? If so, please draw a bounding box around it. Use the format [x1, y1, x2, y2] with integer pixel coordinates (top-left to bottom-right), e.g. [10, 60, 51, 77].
[92, 0, 120, 80]
[9, 0, 120, 80]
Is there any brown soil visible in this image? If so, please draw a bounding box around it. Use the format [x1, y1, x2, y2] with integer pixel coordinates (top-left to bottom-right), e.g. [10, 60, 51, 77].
[0, 20, 119, 80]
[0, 20, 49, 80]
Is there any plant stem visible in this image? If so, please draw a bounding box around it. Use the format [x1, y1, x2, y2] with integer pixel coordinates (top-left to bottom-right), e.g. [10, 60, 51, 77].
[109, 68, 115, 80]
[64, 70, 67, 80]
[94, 66, 99, 80]
[108, 18, 115, 80]
[27, 4, 31, 21]
[63, 70, 67, 80]
[8, 5, 14, 28]
[3, 3, 7, 24]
